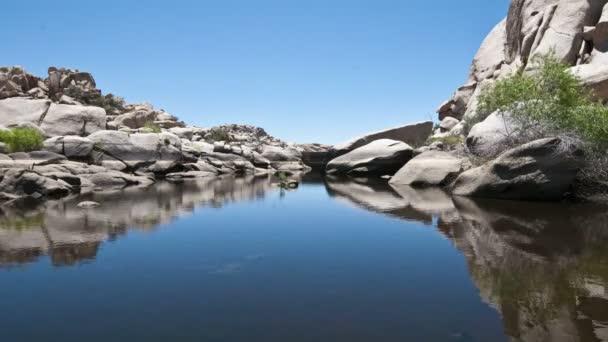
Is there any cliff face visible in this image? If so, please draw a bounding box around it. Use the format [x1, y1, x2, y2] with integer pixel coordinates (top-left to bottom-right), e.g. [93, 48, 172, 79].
[438, 0, 608, 123]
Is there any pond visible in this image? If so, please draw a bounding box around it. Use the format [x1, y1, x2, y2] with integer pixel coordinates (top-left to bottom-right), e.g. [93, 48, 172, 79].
[0, 174, 607, 341]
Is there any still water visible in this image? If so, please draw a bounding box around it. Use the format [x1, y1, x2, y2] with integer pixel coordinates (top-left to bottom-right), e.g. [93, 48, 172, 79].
[0, 174, 607, 341]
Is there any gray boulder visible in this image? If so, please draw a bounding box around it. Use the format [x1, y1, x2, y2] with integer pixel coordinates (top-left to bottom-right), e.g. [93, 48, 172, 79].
[43, 136, 94, 158]
[88, 131, 182, 171]
[453, 138, 583, 201]
[326, 139, 414, 175]
[0, 98, 51, 127]
[466, 111, 519, 155]
[40, 103, 106, 137]
[261, 145, 301, 162]
[0, 169, 72, 198]
[389, 151, 466, 187]
[331, 121, 433, 157]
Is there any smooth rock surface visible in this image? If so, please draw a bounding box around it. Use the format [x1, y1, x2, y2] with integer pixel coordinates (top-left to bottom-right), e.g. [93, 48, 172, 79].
[326, 139, 414, 175]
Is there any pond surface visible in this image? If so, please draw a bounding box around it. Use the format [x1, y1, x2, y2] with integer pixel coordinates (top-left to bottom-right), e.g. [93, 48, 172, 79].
[0, 174, 607, 342]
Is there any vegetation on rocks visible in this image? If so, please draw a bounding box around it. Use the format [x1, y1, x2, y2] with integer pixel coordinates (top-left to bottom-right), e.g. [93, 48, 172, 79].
[471, 55, 608, 188]
[473, 55, 608, 149]
[64, 85, 125, 114]
[207, 128, 232, 142]
[428, 135, 464, 147]
[142, 121, 162, 133]
[0, 127, 44, 152]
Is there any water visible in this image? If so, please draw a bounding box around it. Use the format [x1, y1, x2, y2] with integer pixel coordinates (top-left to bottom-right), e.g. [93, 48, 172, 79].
[0, 174, 607, 342]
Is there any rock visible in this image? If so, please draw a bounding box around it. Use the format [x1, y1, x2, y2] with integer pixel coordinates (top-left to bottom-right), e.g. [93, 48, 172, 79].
[331, 121, 433, 157]
[63, 136, 94, 158]
[88, 131, 182, 172]
[169, 127, 194, 140]
[251, 152, 271, 168]
[0, 98, 51, 127]
[326, 139, 414, 175]
[466, 111, 519, 155]
[439, 117, 460, 132]
[261, 145, 301, 162]
[0, 169, 72, 198]
[27, 151, 67, 164]
[77, 201, 100, 209]
[389, 151, 466, 187]
[40, 103, 106, 137]
[42, 172, 82, 187]
[43, 136, 94, 158]
[82, 171, 155, 189]
[165, 171, 216, 181]
[111, 110, 157, 129]
[59, 95, 81, 105]
[453, 138, 583, 201]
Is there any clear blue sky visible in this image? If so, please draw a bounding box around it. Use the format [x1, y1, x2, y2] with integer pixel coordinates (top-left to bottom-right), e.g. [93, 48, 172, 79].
[5, 0, 508, 144]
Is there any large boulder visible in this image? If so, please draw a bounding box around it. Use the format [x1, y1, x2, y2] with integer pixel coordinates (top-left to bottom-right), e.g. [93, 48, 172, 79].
[0, 169, 72, 198]
[326, 139, 414, 175]
[331, 121, 433, 157]
[88, 130, 183, 171]
[111, 110, 157, 129]
[40, 103, 106, 137]
[43, 136, 94, 158]
[389, 151, 467, 187]
[0, 98, 51, 127]
[453, 137, 583, 201]
[466, 111, 519, 155]
[261, 145, 301, 162]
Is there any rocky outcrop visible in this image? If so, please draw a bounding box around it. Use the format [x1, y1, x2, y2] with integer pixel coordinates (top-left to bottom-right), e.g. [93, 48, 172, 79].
[326, 139, 413, 175]
[453, 137, 583, 200]
[389, 151, 467, 187]
[330, 121, 433, 157]
[438, 0, 608, 124]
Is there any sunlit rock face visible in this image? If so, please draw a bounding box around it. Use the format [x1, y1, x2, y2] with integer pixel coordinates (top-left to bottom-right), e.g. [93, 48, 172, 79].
[438, 0, 608, 124]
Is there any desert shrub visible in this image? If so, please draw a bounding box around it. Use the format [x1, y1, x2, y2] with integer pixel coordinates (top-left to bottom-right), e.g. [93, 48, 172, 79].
[428, 135, 464, 146]
[0, 127, 44, 153]
[64, 85, 125, 114]
[207, 129, 232, 142]
[474, 54, 608, 148]
[142, 121, 162, 133]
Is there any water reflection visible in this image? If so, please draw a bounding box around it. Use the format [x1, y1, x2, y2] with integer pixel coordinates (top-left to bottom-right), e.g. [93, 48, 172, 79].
[0, 175, 280, 268]
[1, 174, 607, 341]
[327, 178, 608, 342]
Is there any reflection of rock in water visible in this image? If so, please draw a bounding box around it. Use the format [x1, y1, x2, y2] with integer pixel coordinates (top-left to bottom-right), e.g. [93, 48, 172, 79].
[323, 179, 608, 342]
[324, 176, 459, 225]
[0, 175, 278, 268]
[440, 198, 608, 342]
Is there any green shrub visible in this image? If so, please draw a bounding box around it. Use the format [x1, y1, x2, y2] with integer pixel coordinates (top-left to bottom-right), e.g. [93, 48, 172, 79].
[207, 129, 232, 142]
[475, 54, 608, 149]
[142, 121, 162, 133]
[0, 127, 44, 153]
[428, 135, 464, 146]
[64, 85, 125, 114]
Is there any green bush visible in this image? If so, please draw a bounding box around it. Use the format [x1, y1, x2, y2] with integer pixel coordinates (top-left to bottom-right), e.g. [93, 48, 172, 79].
[428, 135, 464, 146]
[64, 85, 125, 115]
[0, 127, 44, 153]
[142, 121, 162, 133]
[207, 129, 232, 142]
[475, 54, 608, 149]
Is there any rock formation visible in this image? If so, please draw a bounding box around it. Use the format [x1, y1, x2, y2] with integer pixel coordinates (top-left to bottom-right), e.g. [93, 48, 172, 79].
[438, 0, 608, 129]
[0, 66, 325, 203]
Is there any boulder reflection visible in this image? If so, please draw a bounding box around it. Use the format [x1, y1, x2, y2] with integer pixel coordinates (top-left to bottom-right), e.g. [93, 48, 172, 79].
[0, 175, 279, 268]
[1, 175, 607, 341]
[326, 178, 608, 342]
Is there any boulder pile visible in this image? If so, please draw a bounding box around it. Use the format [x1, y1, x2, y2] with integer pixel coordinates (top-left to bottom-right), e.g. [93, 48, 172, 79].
[0, 66, 325, 203]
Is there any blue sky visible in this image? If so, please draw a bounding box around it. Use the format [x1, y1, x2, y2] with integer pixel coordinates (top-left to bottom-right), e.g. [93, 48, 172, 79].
[5, 0, 508, 144]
